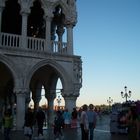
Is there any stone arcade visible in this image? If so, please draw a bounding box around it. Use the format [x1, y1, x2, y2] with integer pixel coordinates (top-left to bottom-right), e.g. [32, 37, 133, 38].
[0, 0, 82, 130]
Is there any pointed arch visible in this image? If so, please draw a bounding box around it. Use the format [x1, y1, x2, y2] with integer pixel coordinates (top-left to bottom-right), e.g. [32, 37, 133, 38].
[25, 59, 72, 91]
[1, 0, 22, 34]
[0, 54, 20, 92]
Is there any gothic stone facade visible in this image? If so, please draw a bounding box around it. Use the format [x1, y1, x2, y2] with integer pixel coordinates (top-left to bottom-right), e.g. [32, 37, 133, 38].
[0, 0, 82, 130]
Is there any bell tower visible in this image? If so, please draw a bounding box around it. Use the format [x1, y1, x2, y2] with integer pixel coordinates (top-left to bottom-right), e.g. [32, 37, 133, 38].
[0, 0, 82, 130]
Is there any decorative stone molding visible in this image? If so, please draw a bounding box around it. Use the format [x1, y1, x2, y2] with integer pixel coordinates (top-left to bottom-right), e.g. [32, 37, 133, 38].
[73, 58, 82, 84]
[19, 0, 32, 14]
[65, 0, 77, 26]
[62, 90, 79, 98]
[14, 88, 29, 96]
[74, 83, 81, 94]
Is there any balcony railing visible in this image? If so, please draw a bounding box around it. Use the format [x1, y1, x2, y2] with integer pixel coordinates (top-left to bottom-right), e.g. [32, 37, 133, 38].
[27, 36, 45, 51]
[0, 32, 20, 48]
[0, 32, 68, 54]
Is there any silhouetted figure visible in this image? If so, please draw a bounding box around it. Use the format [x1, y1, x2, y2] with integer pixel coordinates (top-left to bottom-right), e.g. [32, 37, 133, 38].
[54, 111, 64, 139]
[71, 108, 78, 128]
[2, 109, 13, 140]
[80, 104, 89, 140]
[35, 107, 46, 136]
[87, 104, 97, 140]
[24, 108, 34, 140]
[126, 106, 139, 140]
[63, 109, 71, 128]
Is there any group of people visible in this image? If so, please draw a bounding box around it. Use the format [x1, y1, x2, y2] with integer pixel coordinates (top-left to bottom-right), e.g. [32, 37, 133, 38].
[53, 104, 97, 140]
[125, 104, 140, 140]
[80, 104, 97, 140]
[1, 104, 98, 140]
[24, 107, 46, 140]
[53, 107, 78, 139]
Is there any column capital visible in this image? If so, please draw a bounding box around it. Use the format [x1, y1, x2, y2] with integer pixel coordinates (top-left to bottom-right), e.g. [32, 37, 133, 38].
[20, 6, 31, 15]
[66, 24, 74, 28]
[20, 0, 31, 15]
[20, 11, 30, 16]
[63, 93, 78, 99]
[14, 88, 30, 95]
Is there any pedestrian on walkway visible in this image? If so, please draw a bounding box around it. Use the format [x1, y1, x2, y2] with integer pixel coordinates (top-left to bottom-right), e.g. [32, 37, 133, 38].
[71, 108, 78, 128]
[35, 107, 46, 137]
[2, 109, 13, 140]
[136, 101, 140, 140]
[87, 104, 97, 140]
[80, 104, 89, 140]
[24, 107, 34, 140]
[126, 106, 139, 140]
[63, 109, 71, 128]
[53, 110, 64, 140]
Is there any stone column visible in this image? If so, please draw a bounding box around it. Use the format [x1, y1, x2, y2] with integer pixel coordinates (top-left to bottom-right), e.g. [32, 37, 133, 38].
[0, 7, 4, 32]
[21, 11, 29, 49]
[46, 93, 55, 128]
[64, 95, 77, 112]
[45, 16, 52, 52]
[16, 91, 26, 130]
[66, 24, 73, 54]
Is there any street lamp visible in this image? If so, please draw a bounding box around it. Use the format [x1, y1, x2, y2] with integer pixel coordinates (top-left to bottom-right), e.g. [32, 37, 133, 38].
[121, 86, 131, 102]
[107, 97, 113, 107]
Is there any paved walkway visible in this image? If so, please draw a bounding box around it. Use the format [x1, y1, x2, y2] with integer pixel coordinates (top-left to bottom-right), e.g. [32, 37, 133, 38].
[0, 115, 128, 140]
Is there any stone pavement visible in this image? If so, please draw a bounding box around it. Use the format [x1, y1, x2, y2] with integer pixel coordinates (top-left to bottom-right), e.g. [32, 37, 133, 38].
[0, 115, 128, 140]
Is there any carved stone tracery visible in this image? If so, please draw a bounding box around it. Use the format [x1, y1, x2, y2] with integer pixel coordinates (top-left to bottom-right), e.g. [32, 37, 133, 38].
[73, 59, 82, 84]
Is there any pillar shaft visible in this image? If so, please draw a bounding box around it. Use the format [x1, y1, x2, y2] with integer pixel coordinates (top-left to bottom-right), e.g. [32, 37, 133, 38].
[21, 12, 28, 49]
[45, 16, 52, 52]
[46, 93, 55, 128]
[67, 25, 73, 54]
[64, 96, 77, 112]
[16, 92, 26, 130]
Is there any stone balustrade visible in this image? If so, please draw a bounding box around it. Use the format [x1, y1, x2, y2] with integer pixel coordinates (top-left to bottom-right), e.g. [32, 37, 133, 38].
[0, 32, 68, 54]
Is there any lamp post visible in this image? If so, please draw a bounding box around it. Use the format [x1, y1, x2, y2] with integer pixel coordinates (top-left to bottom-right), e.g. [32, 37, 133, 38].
[107, 97, 113, 107]
[121, 86, 131, 102]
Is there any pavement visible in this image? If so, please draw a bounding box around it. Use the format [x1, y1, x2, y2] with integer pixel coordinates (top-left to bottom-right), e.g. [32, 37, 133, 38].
[0, 115, 128, 140]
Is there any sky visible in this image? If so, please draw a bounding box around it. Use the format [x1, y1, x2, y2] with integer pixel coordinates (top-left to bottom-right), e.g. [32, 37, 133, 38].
[73, 0, 140, 106]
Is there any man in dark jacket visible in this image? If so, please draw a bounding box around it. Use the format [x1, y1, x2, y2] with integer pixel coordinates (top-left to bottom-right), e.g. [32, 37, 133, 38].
[36, 107, 46, 136]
